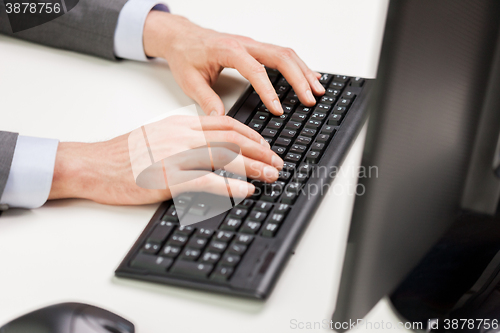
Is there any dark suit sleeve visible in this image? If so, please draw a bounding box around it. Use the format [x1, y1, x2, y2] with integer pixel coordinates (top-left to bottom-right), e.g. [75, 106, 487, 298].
[0, 0, 129, 60]
[0, 131, 19, 201]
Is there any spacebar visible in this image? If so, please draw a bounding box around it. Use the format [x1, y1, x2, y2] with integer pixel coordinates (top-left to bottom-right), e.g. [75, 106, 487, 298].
[233, 92, 261, 124]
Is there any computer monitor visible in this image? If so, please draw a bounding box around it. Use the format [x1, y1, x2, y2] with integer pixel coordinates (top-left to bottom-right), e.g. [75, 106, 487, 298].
[332, 0, 500, 329]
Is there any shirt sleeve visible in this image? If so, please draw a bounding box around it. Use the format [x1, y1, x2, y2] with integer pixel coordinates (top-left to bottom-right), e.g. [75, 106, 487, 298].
[114, 0, 170, 61]
[0, 136, 59, 209]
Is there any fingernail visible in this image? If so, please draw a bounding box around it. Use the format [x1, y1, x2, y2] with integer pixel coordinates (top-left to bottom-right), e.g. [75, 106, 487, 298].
[260, 138, 271, 148]
[210, 110, 218, 116]
[314, 80, 325, 93]
[264, 166, 279, 179]
[271, 155, 284, 169]
[306, 89, 316, 104]
[272, 99, 283, 115]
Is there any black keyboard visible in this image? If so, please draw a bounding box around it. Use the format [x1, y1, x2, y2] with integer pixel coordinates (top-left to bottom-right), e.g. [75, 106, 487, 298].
[115, 69, 371, 298]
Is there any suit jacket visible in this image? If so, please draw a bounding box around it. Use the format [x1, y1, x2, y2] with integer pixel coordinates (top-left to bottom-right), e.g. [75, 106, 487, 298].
[0, 0, 129, 60]
[0, 0, 128, 199]
[0, 132, 18, 202]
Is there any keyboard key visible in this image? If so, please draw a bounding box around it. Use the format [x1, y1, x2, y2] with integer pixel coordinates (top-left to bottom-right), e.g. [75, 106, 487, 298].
[284, 96, 299, 106]
[171, 261, 213, 278]
[293, 173, 308, 184]
[320, 95, 336, 104]
[281, 191, 298, 204]
[333, 106, 347, 114]
[296, 105, 313, 114]
[235, 91, 261, 124]
[268, 120, 284, 129]
[315, 104, 331, 112]
[189, 203, 210, 216]
[248, 210, 267, 222]
[329, 81, 345, 90]
[306, 150, 321, 164]
[291, 113, 307, 122]
[328, 114, 343, 125]
[254, 201, 273, 212]
[321, 125, 336, 134]
[167, 234, 188, 247]
[338, 98, 351, 107]
[270, 213, 285, 224]
[282, 104, 294, 113]
[253, 111, 269, 122]
[285, 121, 302, 130]
[295, 136, 312, 145]
[319, 73, 333, 85]
[248, 121, 263, 132]
[221, 254, 240, 267]
[341, 90, 356, 99]
[236, 199, 254, 209]
[201, 251, 221, 264]
[261, 190, 281, 202]
[228, 243, 247, 255]
[298, 163, 314, 175]
[301, 128, 317, 137]
[141, 242, 161, 254]
[311, 142, 325, 151]
[316, 134, 330, 143]
[282, 162, 297, 171]
[278, 170, 291, 181]
[220, 217, 242, 231]
[147, 221, 175, 244]
[195, 228, 214, 238]
[311, 112, 327, 120]
[262, 128, 278, 138]
[160, 245, 181, 258]
[305, 119, 322, 129]
[350, 77, 364, 87]
[286, 181, 302, 193]
[272, 145, 287, 157]
[215, 231, 234, 242]
[275, 137, 292, 147]
[325, 88, 341, 97]
[131, 254, 173, 272]
[275, 203, 290, 215]
[210, 266, 234, 281]
[162, 206, 178, 222]
[176, 225, 194, 236]
[285, 153, 301, 163]
[240, 221, 262, 234]
[281, 129, 297, 138]
[186, 237, 208, 249]
[290, 144, 306, 154]
[180, 248, 201, 261]
[333, 75, 349, 82]
[207, 240, 227, 253]
[262, 223, 279, 237]
[229, 207, 248, 218]
[235, 234, 254, 245]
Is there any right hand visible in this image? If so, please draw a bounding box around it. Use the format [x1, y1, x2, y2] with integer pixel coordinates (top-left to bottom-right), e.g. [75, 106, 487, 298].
[48, 115, 283, 205]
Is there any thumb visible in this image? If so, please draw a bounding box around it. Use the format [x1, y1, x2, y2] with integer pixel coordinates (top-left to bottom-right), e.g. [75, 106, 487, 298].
[184, 72, 225, 116]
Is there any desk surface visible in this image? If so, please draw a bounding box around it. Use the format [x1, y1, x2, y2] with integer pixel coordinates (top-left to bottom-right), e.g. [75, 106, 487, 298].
[0, 1, 410, 332]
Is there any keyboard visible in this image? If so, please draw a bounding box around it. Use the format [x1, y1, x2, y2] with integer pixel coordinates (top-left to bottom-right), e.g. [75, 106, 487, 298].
[115, 69, 371, 298]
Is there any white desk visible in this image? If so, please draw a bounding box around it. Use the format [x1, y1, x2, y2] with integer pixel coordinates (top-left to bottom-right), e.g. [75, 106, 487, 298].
[0, 1, 410, 332]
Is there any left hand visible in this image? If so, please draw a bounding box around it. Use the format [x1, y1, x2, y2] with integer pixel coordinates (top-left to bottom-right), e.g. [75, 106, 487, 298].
[143, 11, 325, 116]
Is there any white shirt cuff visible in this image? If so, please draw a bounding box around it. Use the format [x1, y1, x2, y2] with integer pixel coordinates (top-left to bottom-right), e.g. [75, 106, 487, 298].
[114, 0, 170, 61]
[0, 136, 59, 209]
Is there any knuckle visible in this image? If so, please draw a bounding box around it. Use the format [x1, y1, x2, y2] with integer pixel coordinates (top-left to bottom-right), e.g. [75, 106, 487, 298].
[219, 116, 235, 129]
[250, 64, 266, 76]
[278, 48, 294, 61]
[223, 131, 238, 144]
[220, 38, 243, 52]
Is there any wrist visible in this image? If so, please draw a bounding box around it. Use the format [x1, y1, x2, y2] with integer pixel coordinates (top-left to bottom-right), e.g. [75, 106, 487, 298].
[48, 142, 99, 200]
[143, 11, 188, 59]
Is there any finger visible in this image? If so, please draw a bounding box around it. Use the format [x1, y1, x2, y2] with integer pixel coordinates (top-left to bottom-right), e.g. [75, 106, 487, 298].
[218, 49, 283, 116]
[195, 116, 270, 148]
[203, 130, 283, 169]
[182, 71, 225, 116]
[247, 44, 324, 106]
[170, 171, 255, 198]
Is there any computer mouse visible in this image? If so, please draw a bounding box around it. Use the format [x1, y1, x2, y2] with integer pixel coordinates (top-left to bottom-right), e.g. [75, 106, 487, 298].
[0, 302, 134, 333]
